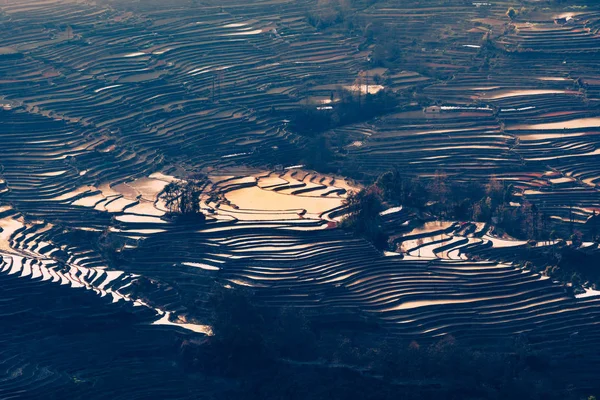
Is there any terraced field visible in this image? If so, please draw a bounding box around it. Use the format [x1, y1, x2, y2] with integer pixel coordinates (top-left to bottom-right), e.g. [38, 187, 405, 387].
[2, 0, 600, 398]
[338, 1, 600, 235]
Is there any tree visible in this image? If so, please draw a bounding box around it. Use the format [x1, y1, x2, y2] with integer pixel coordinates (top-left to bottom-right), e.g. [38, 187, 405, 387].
[429, 171, 448, 204]
[571, 272, 582, 287]
[570, 230, 583, 248]
[341, 185, 388, 249]
[506, 7, 518, 20]
[485, 176, 504, 206]
[472, 201, 483, 221]
[416, 237, 424, 257]
[159, 178, 206, 218]
[504, 183, 514, 204]
[520, 201, 536, 241]
[375, 169, 403, 201]
[161, 182, 181, 213]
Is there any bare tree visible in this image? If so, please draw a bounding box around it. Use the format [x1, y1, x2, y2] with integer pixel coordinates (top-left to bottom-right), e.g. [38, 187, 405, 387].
[159, 177, 206, 217]
[416, 237, 424, 257]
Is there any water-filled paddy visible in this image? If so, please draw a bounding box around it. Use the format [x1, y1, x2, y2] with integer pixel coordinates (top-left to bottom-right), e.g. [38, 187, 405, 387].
[513, 117, 600, 130]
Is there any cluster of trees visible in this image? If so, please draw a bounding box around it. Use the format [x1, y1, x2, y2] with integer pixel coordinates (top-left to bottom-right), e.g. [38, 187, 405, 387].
[306, 0, 380, 30]
[290, 87, 397, 135]
[374, 169, 560, 242]
[364, 24, 403, 67]
[178, 285, 598, 400]
[305, 1, 404, 68]
[539, 244, 600, 292]
[339, 169, 600, 290]
[340, 185, 388, 249]
[307, 0, 355, 30]
[159, 177, 206, 220]
[340, 169, 599, 254]
[367, 169, 600, 289]
[302, 135, 337, 173]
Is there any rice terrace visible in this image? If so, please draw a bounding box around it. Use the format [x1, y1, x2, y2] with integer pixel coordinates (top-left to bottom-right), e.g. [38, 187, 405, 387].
[2, 0, 600, 399]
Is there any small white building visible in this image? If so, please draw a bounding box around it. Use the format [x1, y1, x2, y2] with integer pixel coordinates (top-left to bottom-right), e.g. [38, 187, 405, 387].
[424, 105, 441, 114]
